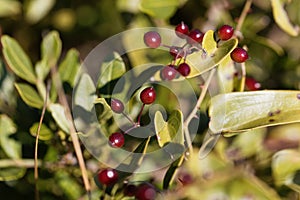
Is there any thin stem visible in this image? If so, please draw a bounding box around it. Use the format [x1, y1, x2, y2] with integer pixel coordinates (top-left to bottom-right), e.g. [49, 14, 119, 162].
[184, 68, 216, 154]
[122, 112, 136, 125]
[137, 104, 145, 125]
[235, 0, 253, 33]
[50, 67, 91, 199]
[34, 79, 51, 200]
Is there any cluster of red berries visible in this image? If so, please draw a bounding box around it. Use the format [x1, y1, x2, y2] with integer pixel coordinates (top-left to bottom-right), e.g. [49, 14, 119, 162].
[97, 168, 157, 200]
[143, 23, 249, 81]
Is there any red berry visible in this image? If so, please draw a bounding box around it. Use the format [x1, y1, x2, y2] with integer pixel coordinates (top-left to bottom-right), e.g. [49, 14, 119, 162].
[124, 184, 137, 196]
[245, 77, 261, 91]
[97, 168, 118, 185]
[178, 173, 193, 185]
[161, 65, 177, 81]
[175, 22, 189, 38]
[218, 25, 234, 41]
[109, 132, 125, 148]
[177, 63, 191, 76]
[135, 183, 157, 200]
[169, 46, 184, 58]
[187, 29, 204, 45]
[143, 31, 161, 48]
[111, 99, 124, 113]
[230, 47, 248, 63]
[140, 87, 156, 104]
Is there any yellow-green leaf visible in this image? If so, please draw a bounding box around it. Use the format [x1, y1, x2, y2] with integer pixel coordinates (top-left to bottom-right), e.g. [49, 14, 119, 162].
[97, 52, 126, 88]
[48, 103, 70, 134]
[272, 149, 300, 192]
[185, 35, 238, 79]
[14, 83, 44, 109]
[25, 0, 55, 24]
[0, 0, 21, 17]
[1, 36, 37, 84]
[209, 90, 300, 136]
[154, 109, 184, 147]
[29, 123, 53, 140]
[139, 0, 180, 19]
[58, 48, 80, 87]
[271, 0, 299, 36]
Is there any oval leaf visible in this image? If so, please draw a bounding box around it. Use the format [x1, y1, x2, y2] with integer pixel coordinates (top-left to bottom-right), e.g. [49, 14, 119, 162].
[209, 90, 300, 136]
[139, 0, 180, 19]
[154, 109, 184, 147]
[1, 36, 37, 84]
[58, 48, 80, 87]
[29, 122, 53, 140]
[14, 83, 44, 109]
[0, 0, 21, 17]
[271, 0, 299, 36]
[97, 52, 126, 88]
[25, 0, 55, 24]
[49, 103, 70, 134]
[185, 35, 238, 79]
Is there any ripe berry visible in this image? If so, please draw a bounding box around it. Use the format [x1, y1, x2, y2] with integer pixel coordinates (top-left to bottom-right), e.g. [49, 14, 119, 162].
[143, 31, 161, 48]
[111, 99, 124, 113]
[169, 46, 184, 58]
[177, 63, 191, 77]
[124, 184, 137, 196]
[230, 47, 248, 63]
[217, 25, 234, 41]
[187, 29, 204, 45]
[97, 168, 118, 185]
[161, 65, 177, 81]
[245, 77, 261, 91]
[109, 132, 125, 148]
[175, 22, 189, 38]
[135, 183, 157, 200]
[140, 87, 156, 104]
[178, 173, 193, 185]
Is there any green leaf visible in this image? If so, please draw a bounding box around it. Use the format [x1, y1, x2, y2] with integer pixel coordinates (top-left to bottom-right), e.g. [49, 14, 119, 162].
[154, 109, 184, 147]
[0, 167, 26, 181]
[272, 149, 300, 192]
[55, 170, 83, 199]
[14, 83, 44, 109]
[163, 155, 184, 189]
[74, 73, 97, 111]
[271, 0, 299, 36]
[217, 55, 235, 93]
[25, 0, 56, 24]
[184, 32, 238, 79]
[0, 0, 21, 17]
[48, 103, 70, 133]
[139, 0, 180, 19]
[94, 98, 113, 123]
[58, 48, 80, 87]
[37, 31, 62, 80]
[29, 123, 53, 140]
[0, 115, 21, 159]
[209, 90, 300, 136]
[1, 35, 37, 84]
[97, 52, 126, 88]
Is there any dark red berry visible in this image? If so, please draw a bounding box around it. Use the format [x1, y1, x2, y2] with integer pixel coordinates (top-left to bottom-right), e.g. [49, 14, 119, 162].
[175, 22, 189, 38]
[97, 168, 118, 185]
[109, 132, 125, 148]
[161, 65, 177, 81]
[111, 99, 124, 113]
[124, 184, 137, 196]
[177, 63, 191, 77]
[135, 183, 157, 200]
[187, 29, 204, 45]
[218, 25, 234, 41]
[230, 47, 248, 63]
[143, 31, 161, 48]
[245, 77, 261, 91]
[140, 87, 156, 104]
[178, 173, 193, 185]
[169, 46, 184, 58]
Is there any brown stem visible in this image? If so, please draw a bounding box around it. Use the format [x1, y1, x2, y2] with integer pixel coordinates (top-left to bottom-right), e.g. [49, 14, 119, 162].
[34, 79, 51, 200]
[50, 66, 91, 198]
[235, 0, 253, 33]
